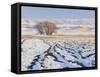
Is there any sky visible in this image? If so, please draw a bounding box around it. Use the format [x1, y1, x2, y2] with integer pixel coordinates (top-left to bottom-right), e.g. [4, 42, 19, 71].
[21, 6, 95, 26]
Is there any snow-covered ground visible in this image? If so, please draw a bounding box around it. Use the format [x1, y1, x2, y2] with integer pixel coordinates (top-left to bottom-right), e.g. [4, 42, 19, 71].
[21, 36, 95, 71]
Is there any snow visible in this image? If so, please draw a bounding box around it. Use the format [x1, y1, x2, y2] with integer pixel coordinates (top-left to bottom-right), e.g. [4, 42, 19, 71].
[21, 37, 95, 71]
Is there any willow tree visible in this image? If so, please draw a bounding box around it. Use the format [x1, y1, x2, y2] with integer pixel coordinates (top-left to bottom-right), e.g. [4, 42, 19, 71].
[35, 21, 58, 35]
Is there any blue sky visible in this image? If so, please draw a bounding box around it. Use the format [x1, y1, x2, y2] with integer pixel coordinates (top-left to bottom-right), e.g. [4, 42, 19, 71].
[21, 6, 95, 25]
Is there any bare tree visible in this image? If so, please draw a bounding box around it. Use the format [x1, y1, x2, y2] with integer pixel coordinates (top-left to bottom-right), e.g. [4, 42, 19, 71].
[35, 21, 58, 35]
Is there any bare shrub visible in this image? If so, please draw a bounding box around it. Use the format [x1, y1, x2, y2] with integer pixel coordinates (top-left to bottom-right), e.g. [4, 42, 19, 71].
[35, 21, 58, 35]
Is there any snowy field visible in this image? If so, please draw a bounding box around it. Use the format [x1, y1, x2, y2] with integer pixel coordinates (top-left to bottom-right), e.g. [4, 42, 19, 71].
[21, 36, 95, 71]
